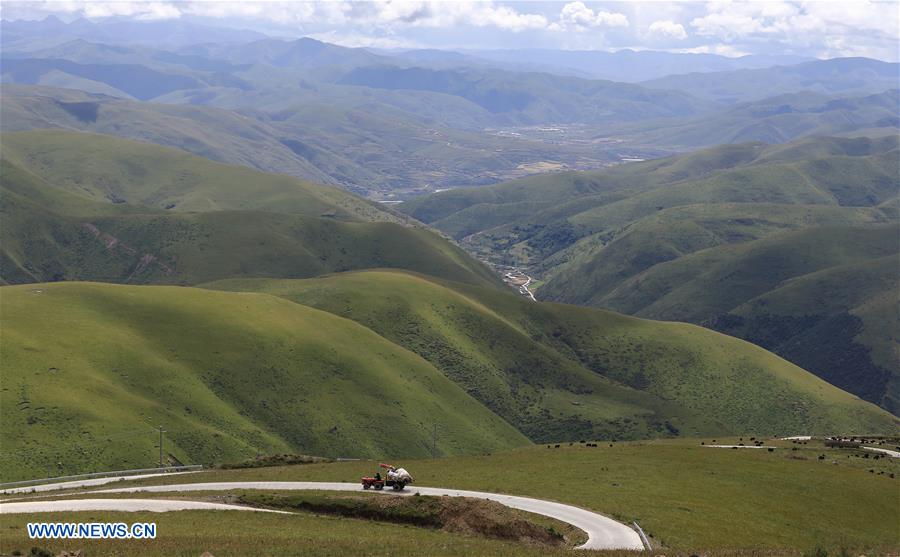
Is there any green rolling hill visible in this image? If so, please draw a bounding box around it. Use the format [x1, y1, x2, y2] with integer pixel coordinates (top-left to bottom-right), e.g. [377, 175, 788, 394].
[0, 129, 393, 218]
[610, 89, 900, 150]
[207, 271, 897, 439]
[2, 275, 895, 481]
[712, 255, 898, 412]
[640, 58, 900, 104]
[0, 130, 499, 287]
[400, 135, 900, 412]
[0, 84, 341, 185]
[0, 281, 529, 480]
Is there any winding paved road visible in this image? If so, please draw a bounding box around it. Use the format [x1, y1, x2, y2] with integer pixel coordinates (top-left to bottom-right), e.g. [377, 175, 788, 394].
[0, 472, 198, 494]
[1, 478, 644, 550]
[863, 446, 900, 458]
[0, 498, 288, 514]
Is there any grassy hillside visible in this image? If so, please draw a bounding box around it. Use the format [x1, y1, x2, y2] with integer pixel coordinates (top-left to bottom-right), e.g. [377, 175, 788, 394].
[569, 225, 900, 415]
[0, 282, 529, 481]
[615, 89, 900, 149]
[597, 226, 898, 319]
[207, 271, 897, 442]
[2, 274, 894, 481]
[538, 203, 892, 297]
[337, 65, 711, 124]
[1, 204, 501, 286]
[0, 71, 655, 198]
[711, 255, 899, 412]
[0, 129, 396, 219]
[0, 84, 340, 185]
[400, 136, 900, 411]
[207, 271, 694, 442]
[0, 135, 499, 287]
[641, 58, 900, 103]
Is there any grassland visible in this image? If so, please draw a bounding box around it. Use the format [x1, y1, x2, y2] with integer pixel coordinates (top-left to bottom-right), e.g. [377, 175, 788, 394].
[0, 282, 528, 481]
[0, 129, 397, 220]
[52, 437, 900, 553]
[207, 271, 897, 439]
[0, 510, 581, 557]
[4, 275, 895, 481]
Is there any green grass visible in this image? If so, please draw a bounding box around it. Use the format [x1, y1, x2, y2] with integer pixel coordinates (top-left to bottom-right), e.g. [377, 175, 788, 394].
[719, 255, 900, 412]
[206, 271, 689, 442]
[4, 276, 895, 482]
[0, 510, 578, 557]
[236, 490, 579, 546]
[95, 438, 900, 552]
[0, 129, 398, 221]
[0, 145, 500, 288]
[640, 58, 899, 104]
[3, 206, 500, 286]
[586, 225, 899, 414]
[595, 226, 898, 320]
[612, 89, 900, 150]
[205, 271, 897, 440]
[0, 282, 528, 481]
[538, 203, 892, 303]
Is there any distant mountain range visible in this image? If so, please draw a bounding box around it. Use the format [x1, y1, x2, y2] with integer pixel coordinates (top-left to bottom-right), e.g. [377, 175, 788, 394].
[613, 89, 900, 149]
[0, 15, 267, 50]
[642, 57, 900, 103]
[446, 48, 813, 82]
[2, 17, 897, 197]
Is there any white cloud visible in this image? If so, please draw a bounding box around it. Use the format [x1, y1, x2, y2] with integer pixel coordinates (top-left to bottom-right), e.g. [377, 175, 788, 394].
[0, 1, 549, 31]
[551, 1, 629, 32]
[688, 0, 900, 59]
[674, 43, 750, 58]
[7, 0, 183, 20]
[398, 2, 548, 32]
[305, 30, 420, 50]
[647, 19, 687, 40]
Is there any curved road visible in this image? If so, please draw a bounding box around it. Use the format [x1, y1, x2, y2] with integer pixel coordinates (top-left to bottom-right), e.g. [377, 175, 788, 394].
[1, 478, 644, 550]
[0, 498, 288, 514]
[1, 472, 198, 494]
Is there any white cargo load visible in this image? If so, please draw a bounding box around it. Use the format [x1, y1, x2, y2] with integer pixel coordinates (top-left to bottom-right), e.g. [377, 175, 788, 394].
[392, 467, 412, 482]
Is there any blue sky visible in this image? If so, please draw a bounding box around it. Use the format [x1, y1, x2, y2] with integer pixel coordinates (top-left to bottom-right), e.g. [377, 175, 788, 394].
[3, 1, 899, 60]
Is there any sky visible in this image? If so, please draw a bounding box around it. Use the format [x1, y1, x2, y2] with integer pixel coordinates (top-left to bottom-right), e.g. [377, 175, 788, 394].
[2, 1, 899, 61]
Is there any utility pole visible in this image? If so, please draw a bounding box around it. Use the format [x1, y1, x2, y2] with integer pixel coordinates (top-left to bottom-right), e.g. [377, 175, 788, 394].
[431, 423, 439, 459]
[157, 426, 166, 468]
